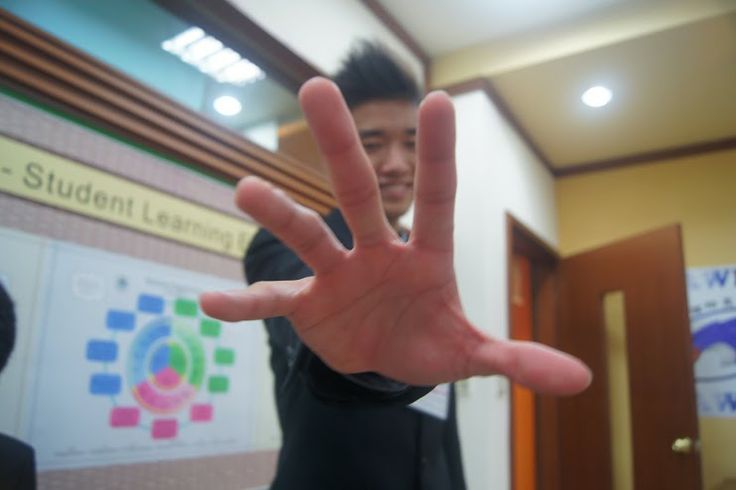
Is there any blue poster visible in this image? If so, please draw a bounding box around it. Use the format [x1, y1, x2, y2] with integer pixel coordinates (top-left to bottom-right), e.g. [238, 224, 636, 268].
[687, 265, 736, 418]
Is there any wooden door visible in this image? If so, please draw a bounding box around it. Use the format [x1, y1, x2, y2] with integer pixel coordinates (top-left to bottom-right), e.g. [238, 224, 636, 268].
[557, 225, 702, 490]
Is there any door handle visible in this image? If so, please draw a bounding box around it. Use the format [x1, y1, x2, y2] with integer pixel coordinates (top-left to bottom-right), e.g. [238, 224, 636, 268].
[672, 437, 699, 454]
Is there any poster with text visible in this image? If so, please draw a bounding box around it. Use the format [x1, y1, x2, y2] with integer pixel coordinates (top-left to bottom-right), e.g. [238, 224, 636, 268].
[687, 264, 736, 418]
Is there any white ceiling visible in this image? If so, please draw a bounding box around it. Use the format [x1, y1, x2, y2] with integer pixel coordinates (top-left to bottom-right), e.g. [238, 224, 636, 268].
[491, 12, 736, 168]
[376, 0, 736, 171]
[377, 0, 736, 59]
[377, 0, 628, 56]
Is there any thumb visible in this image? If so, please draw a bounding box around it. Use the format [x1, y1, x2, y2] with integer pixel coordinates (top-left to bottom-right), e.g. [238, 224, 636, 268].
[470, 340, 592, 395]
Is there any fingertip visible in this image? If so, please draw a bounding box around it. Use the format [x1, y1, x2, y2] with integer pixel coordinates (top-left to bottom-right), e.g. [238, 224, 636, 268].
[237, 175, 263, 190]
[198, 291, 220, 317]
[235, 176, 275, 214]
[298, 77, 340, 108]
[547, 350, 593, 395]
[474, 340, 593, 396]
[421, 90, 453, 108]
[577, 362, 594, 391]
[199, 290, 243, 321]
[416, 91, 456, 166]
[299, 76, 332, 92]
[540, 351, 594, 396]
[419, 91, 455, 122]
[236, 175, 260, 201]
[237, 175, 274, 197]
[423, 89, 451, 102]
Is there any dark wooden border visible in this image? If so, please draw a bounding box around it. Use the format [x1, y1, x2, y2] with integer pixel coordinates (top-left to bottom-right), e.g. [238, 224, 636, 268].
[555, 136, 736, 178]
[359, 0, 430, 69]
[0, 7, 335, 215]
[444, 78, 556, 176]
[506, 213, 561, 490]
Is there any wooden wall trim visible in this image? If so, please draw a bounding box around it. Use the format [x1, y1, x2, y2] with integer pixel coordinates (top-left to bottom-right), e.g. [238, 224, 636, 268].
[0, 7, 335, 215]
[443, 78, 556, 176]
[555, 136, 736, 178]
[441, 77, 736, 178]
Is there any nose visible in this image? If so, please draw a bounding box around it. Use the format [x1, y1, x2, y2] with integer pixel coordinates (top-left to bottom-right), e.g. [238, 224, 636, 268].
[377, 142, 412, 175]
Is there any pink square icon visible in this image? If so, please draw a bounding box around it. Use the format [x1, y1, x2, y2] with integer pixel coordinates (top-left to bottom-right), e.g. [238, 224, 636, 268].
[152, 419, 178, 439]
[110, 407, 140, 427]
[190, 404, 213, 422]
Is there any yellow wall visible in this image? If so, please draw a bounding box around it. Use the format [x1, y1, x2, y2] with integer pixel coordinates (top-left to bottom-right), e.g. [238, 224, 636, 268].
[556, 149, 736, 490]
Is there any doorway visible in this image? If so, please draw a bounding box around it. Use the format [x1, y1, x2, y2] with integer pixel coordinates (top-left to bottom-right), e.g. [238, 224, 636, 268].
[507, 214, 702, 490]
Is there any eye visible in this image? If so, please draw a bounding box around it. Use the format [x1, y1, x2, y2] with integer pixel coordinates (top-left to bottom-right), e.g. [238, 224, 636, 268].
[404, 139, 416, 152]
[361, 140, 383, 153]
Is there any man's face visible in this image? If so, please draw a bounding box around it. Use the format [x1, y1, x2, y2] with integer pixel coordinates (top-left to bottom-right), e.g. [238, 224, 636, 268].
[351, 99, 417, 229]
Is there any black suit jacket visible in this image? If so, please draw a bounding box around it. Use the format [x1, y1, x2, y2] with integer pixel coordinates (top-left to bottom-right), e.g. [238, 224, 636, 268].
[245, 210, 466, 490]
[0, 434, 36, 490]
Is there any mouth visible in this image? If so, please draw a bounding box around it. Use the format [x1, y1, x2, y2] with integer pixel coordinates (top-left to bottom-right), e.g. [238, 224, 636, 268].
[379, 182, 413, 201]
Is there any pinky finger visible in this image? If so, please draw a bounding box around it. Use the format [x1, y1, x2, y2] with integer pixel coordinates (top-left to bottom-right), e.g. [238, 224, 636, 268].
[199, 278, 310, 322]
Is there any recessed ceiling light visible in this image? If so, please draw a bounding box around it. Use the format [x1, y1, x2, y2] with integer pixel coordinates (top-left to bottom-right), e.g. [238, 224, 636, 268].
[213, 95, 242, 116]
[162, 27, 264, 86]
[581, 86, 612, 108]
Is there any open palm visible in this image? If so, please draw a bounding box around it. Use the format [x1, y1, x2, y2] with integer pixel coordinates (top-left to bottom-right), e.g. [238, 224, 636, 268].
[201, 78, 591, 395]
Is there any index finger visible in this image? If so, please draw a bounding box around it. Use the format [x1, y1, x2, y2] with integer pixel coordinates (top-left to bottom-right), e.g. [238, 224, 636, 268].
[299, 77, 394, 247]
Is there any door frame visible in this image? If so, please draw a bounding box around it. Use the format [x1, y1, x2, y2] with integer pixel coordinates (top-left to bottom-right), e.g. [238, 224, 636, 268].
[506, 213, 561, 490]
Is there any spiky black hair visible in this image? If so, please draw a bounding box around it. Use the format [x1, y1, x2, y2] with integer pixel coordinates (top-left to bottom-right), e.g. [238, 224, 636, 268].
[333, 42, 421, 109]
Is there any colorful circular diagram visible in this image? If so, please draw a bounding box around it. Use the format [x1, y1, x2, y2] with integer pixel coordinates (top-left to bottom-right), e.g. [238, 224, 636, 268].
[86, 293, 235, 440]
[127, 318, 205, 414]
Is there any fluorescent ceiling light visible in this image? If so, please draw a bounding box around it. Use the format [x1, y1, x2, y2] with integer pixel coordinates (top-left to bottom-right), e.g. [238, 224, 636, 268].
[216, 59, 263, 85]
[199, 48, 241, 74]
[213, 95, 242, 116]
[162, 27, 264, 86]
[161, 27, 204, 54]
[581, 86, 612, 108]
[182, 37, 223, 64]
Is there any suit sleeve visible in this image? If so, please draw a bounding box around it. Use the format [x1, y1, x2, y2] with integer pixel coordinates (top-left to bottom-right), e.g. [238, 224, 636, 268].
[18, 444, 36, 490]
[244, 222, 433, 405]
[0, 436, 36, 490]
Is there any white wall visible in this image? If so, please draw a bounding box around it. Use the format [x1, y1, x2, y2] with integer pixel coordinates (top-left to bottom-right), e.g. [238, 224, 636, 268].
[452, 90, 557, 490]
[226, 0, 424, 84]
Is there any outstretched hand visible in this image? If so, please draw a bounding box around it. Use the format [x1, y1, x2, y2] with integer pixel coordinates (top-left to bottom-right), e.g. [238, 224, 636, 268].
[201, 78, 591, 395]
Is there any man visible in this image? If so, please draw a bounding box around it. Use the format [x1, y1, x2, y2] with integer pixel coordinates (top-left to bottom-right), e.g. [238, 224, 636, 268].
[243, 45, 464, 489]
[0, 283, 36, 490]
[201, 44, 591, 489]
